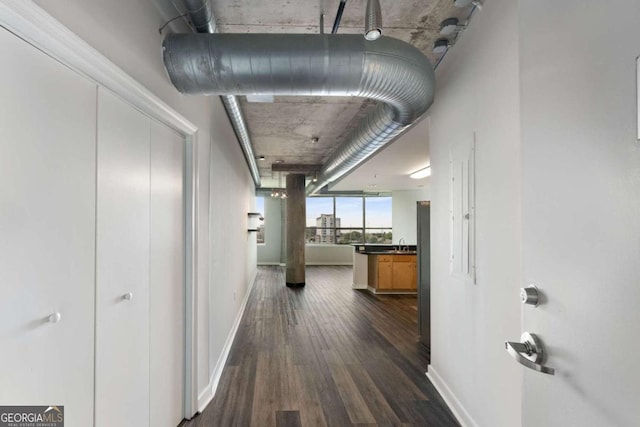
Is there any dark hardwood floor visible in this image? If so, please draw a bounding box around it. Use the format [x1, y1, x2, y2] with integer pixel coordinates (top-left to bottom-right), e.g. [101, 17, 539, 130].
[185, 266, 459, 427]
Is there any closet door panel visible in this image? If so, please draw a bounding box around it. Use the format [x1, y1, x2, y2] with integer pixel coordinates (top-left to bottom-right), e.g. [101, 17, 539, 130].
[149, 122, 185, 427]
[95, 89, 150, 427]
[0, 27, 97, 426]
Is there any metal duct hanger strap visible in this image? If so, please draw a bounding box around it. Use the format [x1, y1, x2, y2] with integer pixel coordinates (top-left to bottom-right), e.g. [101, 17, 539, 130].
[162, 33, 435, 194]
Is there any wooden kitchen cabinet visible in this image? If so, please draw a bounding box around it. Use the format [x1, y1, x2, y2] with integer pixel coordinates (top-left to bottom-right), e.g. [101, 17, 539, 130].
[392, 255, 416, 290]
[368, 254, 417, 292]
[377, 259, 393, 290]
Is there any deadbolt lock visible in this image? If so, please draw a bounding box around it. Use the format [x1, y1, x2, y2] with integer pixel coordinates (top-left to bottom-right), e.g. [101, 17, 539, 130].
[520, 285, 539, 306]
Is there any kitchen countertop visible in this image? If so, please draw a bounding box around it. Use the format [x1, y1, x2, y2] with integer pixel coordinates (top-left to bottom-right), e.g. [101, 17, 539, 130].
[359, 250, 417, 255]
[352, 244, 417, 256]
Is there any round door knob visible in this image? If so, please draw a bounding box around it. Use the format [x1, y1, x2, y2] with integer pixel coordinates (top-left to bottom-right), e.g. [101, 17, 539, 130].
[48, 312, 62, 323]
[122, 292, 133, 301]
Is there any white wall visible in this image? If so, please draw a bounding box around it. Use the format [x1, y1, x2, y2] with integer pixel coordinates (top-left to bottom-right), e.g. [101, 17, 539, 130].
[426, 0, 522, 425]
[257, 196, 283, 264]
[305, 245, 353, 265]
[392, 188, 430, 244]
[34, 0, 257, 412]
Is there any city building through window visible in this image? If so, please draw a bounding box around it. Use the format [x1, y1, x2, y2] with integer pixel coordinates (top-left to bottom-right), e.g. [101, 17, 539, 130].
[306, 196, 392, 245]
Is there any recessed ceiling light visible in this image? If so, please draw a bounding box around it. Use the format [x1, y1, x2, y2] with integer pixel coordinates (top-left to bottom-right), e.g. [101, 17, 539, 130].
[410, 166, 431, 179]
[256, 155, 265, 161]
[274, 159, 284, 164]
[368, 184, 377, 188]
[310, 137, 319, 144]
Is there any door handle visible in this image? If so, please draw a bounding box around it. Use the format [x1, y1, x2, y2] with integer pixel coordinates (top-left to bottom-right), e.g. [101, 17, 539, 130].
[505, 332, 555, 375]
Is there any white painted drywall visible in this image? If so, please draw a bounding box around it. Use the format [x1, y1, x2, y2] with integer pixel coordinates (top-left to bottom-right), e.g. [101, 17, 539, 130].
[392, 188, 430, 244]
[34, 0, 257, 411]
[426, 0, 522, 425]
[257, 196, 283, 264]
[305, 245, 354, 265]
[519, 2, 640, 425]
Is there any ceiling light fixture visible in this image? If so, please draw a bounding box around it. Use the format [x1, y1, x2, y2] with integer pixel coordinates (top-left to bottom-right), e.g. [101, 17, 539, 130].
[433, 38, 450, 55]
[311, 136, 319, 144]
[454, 0, 483, 9]
[439, 18, 466, 36]
[271, 172, 288, 199]
[364, 0, 383, 41]
[256, 155, 265, 161]
[274, 159, 284, 164]
[409, 166, 431, 179]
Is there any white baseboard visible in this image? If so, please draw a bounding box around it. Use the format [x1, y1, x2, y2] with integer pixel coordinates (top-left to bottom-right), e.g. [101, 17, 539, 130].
[196, 376, 214, 413]
[426, 366, 479, 427]
[197, 270, 258, 412]
[305, 262, 353, 266]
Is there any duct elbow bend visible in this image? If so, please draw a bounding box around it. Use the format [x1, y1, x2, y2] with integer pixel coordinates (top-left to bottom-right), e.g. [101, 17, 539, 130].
[162, 33, 435, 195]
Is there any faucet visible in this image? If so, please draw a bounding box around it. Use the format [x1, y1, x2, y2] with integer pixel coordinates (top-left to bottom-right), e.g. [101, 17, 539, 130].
[398, 238, 406, 252]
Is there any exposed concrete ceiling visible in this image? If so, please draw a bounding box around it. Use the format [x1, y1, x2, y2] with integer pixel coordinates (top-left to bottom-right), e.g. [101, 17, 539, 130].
[158, 0, 473, 190]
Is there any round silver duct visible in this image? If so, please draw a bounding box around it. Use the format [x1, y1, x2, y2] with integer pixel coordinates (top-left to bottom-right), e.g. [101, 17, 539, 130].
[163, 33, 435, 194]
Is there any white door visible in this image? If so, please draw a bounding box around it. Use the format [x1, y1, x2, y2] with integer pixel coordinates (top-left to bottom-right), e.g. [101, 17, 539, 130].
[0, 27, 97, 426]
[518, 1, 640, 425]
[149, 122, 185, 426]
[95, 88, 150, 427]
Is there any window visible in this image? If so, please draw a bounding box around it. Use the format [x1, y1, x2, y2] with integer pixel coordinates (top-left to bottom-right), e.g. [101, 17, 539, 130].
[365, 196, 392, 244]
[306, 197, 334, 243]
[305, 196, 392, 245]
[256, 196, 265, 244]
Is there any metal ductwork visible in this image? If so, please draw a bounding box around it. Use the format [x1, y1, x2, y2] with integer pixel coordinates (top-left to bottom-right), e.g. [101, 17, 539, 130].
[162, 33, 434, 194]
[183, 0, 215, 33]
[180, 0, 261, 187]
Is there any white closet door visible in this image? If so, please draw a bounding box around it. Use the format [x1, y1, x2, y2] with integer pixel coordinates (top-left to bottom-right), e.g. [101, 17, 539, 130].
[0, 28, 97, 426]
[149, 122, 185, 427]
[95, 89, 150, 427]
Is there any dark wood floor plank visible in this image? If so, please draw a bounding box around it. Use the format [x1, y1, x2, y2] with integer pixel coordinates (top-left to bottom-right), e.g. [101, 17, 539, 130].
[325, 359, 376, 424]
[347, 362, 405, 426]
[275, 411, 302, 427]
[292, 365, 329, 427]
[185, 266, 459, 427]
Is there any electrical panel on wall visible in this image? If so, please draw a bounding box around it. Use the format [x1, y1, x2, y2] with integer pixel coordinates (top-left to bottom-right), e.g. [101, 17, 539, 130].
[449, 134, 476, 284]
